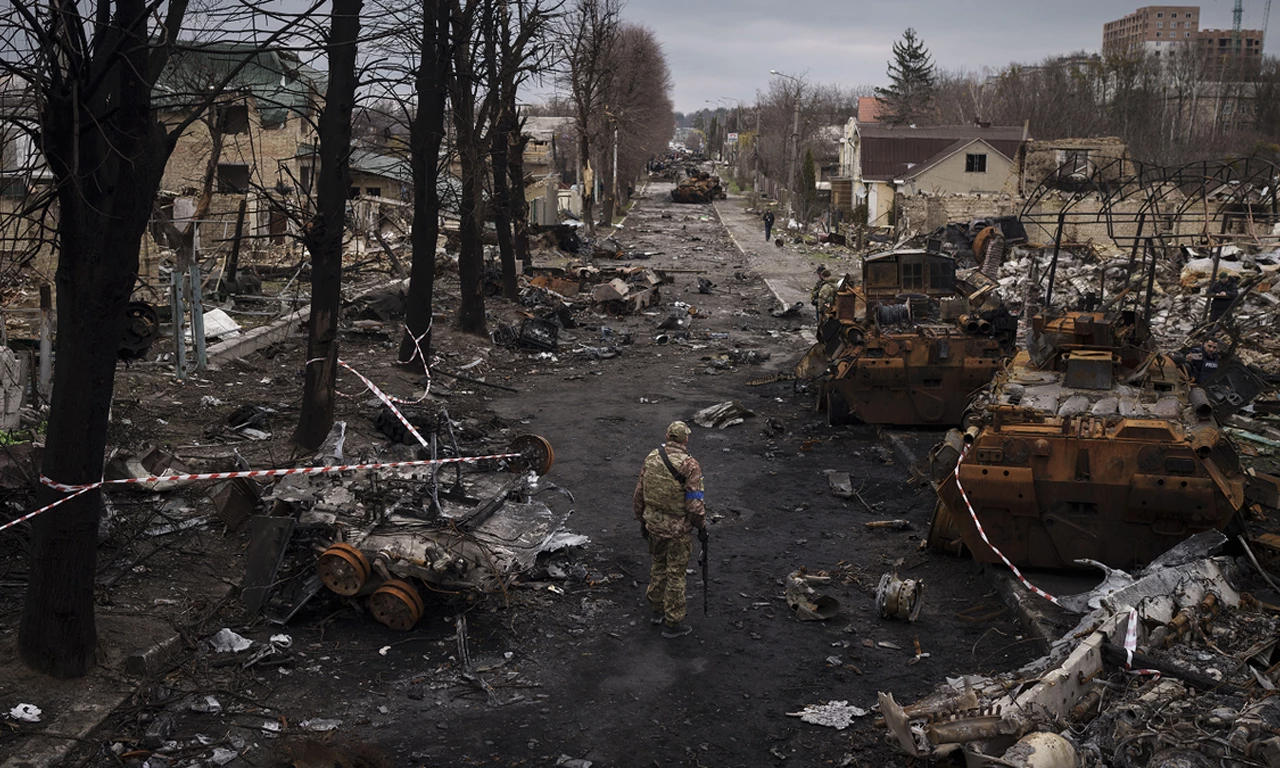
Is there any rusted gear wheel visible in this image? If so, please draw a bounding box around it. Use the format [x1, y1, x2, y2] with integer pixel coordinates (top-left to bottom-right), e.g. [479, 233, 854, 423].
[508, 434, 555, 475]
[370, 579, 425, 631]
[317, 543, 370, 596]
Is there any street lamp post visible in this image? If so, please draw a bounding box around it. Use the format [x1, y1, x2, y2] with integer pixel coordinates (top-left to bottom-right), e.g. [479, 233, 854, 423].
[770, 70, 803, 221]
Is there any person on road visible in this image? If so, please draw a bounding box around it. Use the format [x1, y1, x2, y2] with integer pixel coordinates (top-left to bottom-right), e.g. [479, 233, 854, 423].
[763, 210, 775, 241]
[1183, 337, 1223, 385]
[634, 421, 706, 638]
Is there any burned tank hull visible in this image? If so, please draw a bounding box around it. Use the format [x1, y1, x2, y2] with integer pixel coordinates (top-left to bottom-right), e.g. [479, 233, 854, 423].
[825, 331, 1005, 426]
[811, 247, 1015, 426]
[927, 312, 1247, 570]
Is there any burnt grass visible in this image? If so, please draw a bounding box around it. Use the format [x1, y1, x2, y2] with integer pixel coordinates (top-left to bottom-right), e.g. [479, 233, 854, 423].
[4, 183, 1043, 768]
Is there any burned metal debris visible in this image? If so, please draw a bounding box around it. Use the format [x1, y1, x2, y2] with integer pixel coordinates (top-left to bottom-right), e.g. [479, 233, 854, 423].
[241, 424, 577, 631]
[879, 535, 1280, 768]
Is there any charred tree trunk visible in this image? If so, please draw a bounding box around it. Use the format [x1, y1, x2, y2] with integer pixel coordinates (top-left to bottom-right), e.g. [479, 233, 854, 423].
[19, 0, 183, 678]
[398, 2, 450, 364]
[450, 1, 487, 334]
[293, 0, 363, 450]
[507, 123, 532, 269]
[490, 108, 518, 300]
[578, 130, 594, 234]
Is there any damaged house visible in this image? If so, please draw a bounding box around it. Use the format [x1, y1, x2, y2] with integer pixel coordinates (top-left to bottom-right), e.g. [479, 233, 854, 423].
[832, 117, 1026, 228]
[155, 43, 326, 254]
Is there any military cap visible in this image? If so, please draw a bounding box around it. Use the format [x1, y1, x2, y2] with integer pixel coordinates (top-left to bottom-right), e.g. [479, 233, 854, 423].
[667, 421, 691, 443]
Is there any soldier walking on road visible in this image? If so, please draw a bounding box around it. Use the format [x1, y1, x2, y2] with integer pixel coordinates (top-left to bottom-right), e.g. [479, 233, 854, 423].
[634, 421, 707, 638]
[812, 268, 837, 323]
[763, 210, 775, 241]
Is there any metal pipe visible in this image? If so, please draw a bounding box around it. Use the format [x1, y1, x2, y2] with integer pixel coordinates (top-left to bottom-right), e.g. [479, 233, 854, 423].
[1189, 387, 1213, 420]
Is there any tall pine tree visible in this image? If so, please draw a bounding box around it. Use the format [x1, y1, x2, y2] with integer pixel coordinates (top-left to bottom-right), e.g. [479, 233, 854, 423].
[874, 28, 937, 126]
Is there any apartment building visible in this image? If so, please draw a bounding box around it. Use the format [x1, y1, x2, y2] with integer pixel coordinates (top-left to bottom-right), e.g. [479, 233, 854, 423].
[1103, 6, 1201, 56]
[1102, 6, 1265, 73]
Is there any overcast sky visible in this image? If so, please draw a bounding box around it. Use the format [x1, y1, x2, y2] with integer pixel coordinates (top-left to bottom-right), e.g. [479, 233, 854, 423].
[618, 0, 1271, 113]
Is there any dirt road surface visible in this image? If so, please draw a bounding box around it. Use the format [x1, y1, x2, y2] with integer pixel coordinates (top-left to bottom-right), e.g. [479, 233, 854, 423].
[1, 181, 1044, 768]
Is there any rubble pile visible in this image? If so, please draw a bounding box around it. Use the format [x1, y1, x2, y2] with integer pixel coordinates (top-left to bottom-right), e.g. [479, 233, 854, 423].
[993, 243, 1280, 368]
[880, 533, 1280, 768]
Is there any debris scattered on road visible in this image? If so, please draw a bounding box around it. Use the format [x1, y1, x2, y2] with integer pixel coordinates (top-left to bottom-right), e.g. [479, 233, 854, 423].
[876, 573, 924, 622]
[210, 628, 252, 653]
[785, 568, 840, 621]
[8, 704, 42, 723]
[786, 700, 868, 730]
[692, 400, 755, 429]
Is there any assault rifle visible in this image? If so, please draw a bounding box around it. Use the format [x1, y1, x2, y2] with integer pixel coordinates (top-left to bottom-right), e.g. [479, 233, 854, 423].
[698, 527, 709, 615]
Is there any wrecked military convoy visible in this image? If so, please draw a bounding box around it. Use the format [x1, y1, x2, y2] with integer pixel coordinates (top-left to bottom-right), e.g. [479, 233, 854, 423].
[879, 532, 1280, 768]
[927, 305, 1247, 570]
[801, 244, 1017, 426]
[670, 169, 726, 204]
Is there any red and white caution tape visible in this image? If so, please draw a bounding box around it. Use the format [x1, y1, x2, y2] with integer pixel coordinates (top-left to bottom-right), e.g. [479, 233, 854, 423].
[952, 446, 1061, 606]
[1123, 608, 1162, 678]
[9, 452, 521, 536]
[5, 354, 505, 535]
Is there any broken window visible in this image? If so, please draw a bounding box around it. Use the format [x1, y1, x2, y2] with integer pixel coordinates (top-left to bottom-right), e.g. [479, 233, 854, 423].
[216, 164, 250, 193]
[366, 187, 381, 197]
[902, 262, 924, 291]
[867, 262, 898, 288]
[300, 165, 313, 194]
[1065, 149, 1089, 174]
[218, 104, 249, 135]
[965, 154, 987, 173]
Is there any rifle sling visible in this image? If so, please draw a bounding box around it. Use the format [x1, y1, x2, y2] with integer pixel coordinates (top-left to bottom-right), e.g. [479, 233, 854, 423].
[657, 446, 687, 485]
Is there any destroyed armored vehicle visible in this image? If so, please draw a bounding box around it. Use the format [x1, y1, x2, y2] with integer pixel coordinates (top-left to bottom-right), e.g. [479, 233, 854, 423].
[802, 246, 1017, 426]
[261, 434, 574, 632]
[670, 170, 725, 204]
[927, 307, 1247, 569]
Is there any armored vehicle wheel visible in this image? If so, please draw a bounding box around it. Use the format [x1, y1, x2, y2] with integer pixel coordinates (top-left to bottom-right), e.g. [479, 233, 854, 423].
[317, 543, 370, 596]
[827, 389, 851, 426]
[370, 579, 425, 631]
[508, 434, 555, 475]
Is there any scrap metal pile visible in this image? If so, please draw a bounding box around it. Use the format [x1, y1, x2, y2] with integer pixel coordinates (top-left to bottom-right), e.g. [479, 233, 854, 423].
[879, 532, 1280, 768]
[671, 169, 726, 204]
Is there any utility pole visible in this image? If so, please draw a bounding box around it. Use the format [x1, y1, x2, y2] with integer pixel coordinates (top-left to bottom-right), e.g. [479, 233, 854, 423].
[771, 69, 804, 221]
[753, 106, 761, 194]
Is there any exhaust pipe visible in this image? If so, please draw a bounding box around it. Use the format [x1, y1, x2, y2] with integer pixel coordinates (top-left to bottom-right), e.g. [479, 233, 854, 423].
[1188, 388, 1213, 421]
[959, 314, 981, 334]
[963, 425, 980, 445]
[977, 319, 993, 335]
[1188, 425, 1219, 459]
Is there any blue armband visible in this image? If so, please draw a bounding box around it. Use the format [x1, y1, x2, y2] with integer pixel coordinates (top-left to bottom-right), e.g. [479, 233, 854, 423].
[685, 490, 704, 501]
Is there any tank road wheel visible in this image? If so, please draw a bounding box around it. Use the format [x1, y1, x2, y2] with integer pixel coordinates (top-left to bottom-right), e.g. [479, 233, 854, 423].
[926, 499, 967, 557]
[827, 389, 851, 426]
[370, 579, 426, 631]
[508, 434, 555, 475]
[317, 543, 370, 596]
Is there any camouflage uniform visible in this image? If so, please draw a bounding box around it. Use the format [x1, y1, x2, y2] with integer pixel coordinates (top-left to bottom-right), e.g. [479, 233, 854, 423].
[633, 422, 706, 627]
[812, 273, 837, 323]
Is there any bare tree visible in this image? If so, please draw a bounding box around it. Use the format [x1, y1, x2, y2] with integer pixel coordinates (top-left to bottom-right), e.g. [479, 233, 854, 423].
[559, 0, 620, 234]
[1, 0, 313, 677]
[397, 2, 450, 363]
[599, 22, 674, 221]
[293, 0, 365, 450]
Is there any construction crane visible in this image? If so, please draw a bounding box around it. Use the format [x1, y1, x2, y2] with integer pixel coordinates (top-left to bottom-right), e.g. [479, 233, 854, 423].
[1233, 0, 1243, 54]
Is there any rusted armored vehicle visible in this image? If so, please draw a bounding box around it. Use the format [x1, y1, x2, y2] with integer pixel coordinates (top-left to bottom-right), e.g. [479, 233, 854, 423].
[927, 308, 1247, 569]
[803, 246, 1016, 425]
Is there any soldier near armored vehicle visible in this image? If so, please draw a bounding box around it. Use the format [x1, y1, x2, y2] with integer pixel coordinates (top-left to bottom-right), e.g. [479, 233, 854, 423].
[811, 268, 837, 323]
[633, 421, 706, 638]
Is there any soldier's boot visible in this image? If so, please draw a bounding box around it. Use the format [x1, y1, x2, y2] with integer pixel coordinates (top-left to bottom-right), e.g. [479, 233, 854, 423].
[661, 622, 693, 638]
[650, 611, 665, 626]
